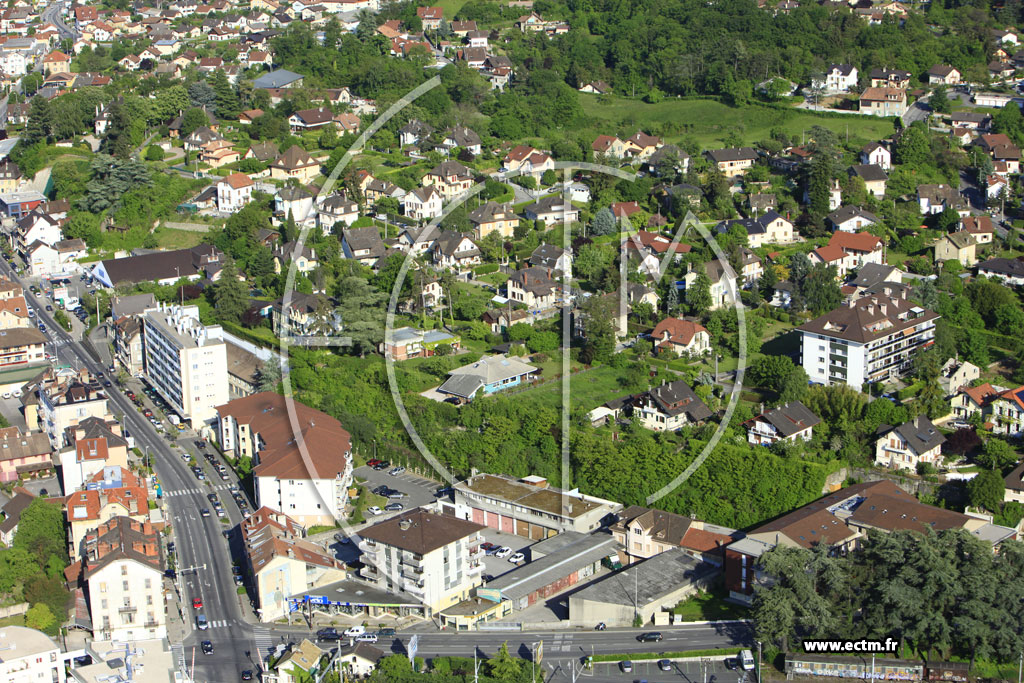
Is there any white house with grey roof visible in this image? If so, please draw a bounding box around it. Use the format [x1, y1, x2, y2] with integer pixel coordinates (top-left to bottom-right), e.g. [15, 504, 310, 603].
[633, 379, 713, 431]
[874, 415, 945, 471]
[744, 401, 820, 446]
[437, 355, 539, 401]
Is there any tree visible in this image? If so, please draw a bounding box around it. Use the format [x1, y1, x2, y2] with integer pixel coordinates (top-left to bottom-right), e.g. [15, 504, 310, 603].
[893, 124, 930, 166]
[802, 264, 841, 315]
[807, 153, 835, 217]
[686, 271, 712, 317]
[335, 276, 387, 356]
[527, 330, 559, 354]
[930, 85, 951, 114]
[580, 294, 617, 363]
[213, 261, 250, 324]
[144, 145, 164, 161]
[180, 107, 210, 138]
[541, 169, 557, 186]
[750, 355, 796, 393]
[590, 208, 616, 236]
[946, 427, 981, 457]
[967, 469, 1005, 513]
[916, 379, 949, 420]
[977, 438, 1017, 470]
[13, 499, 67, 569]
[188, 80, 217, 109]
[486, 643, 522, 680]
[25, 603, 55, 633]
[257, 360, 281, 392]
[25, 96, 51, 144]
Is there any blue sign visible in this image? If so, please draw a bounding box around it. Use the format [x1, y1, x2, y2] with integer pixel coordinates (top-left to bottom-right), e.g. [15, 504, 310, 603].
[306, 595, 329, 605]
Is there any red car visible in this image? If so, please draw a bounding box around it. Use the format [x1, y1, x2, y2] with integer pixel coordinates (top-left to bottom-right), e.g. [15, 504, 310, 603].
[366, 459, 382, 467]
[192, 598, 203, 610]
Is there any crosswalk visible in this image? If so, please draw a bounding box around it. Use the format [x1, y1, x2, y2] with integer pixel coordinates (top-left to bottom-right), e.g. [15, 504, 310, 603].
[163, 485, 233, 498]
[252, 627, 277, 657]
[549, 633, 574, 653]
[205, 620, 230, 629]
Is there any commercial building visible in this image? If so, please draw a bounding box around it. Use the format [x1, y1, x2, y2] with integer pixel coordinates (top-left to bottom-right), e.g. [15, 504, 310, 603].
[216, 392, 353, 526]
[359, 509, 486, 614]
[798, 287, 939, 390]
[451, 473, 621, 538]
[142, 303, 228, 427]
[241, 507, 347, 622]
[0, 626, 65, 683]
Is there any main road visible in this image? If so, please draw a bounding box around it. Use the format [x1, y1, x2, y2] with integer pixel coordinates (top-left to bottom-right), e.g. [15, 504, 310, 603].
[0, 264, 751, 681]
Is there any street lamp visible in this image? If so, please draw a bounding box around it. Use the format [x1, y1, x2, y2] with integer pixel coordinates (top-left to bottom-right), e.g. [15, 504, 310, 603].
[756, 640, 762, 683]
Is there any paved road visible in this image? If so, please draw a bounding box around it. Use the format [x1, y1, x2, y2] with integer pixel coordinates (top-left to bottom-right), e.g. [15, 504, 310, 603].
[1, 260, 253, 683]
[40, 0, 74, 38]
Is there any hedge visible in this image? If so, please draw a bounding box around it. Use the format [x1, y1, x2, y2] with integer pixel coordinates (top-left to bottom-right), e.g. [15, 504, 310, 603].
[474, 263, 499, 275]
[592, 647, 741, 663]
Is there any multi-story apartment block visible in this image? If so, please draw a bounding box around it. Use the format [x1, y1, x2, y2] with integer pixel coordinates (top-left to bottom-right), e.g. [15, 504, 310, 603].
[65, 466, 149, 554]
[216, 392, 353, 526]
[78, 517, 165, 642]
[141, 304, 228, 427]
[0, 626, 66, 683]
[35, 375, 110, 449]
[113, 316, 144, 376]
[798, 288, 939, 390]
[241, 507, 347, 622]
[359, 510, 486, 614]
[451, 473, 621, 538]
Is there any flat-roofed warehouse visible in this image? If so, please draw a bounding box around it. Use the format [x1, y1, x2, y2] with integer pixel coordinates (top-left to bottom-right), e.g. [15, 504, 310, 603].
[450, 473, 622, 538]
[568, 547, 719, 627]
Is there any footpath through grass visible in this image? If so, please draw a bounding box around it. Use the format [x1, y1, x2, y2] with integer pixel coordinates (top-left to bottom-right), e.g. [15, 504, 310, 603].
[580, 94, 896, 148]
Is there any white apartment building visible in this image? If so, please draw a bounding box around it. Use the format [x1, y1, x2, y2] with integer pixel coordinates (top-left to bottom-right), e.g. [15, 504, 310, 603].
[0, 626, 65, 683]
[81, 517, 166, 642]
[36, 379, 110, 449]
[142, 304, 228, 427]
[798, 287, 939, 390]
[216, 392, 353, 526]
[217, 173, 254, 212]
[358, 510, 486, 614]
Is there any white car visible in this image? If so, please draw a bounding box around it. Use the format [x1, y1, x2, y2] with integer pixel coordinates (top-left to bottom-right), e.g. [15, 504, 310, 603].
[494, 546, 512, 559]
[343, 626, 365, 637]
[354, 633, 378, 643]
[508, 552, 525, 564]
[367, 506, 383, 516]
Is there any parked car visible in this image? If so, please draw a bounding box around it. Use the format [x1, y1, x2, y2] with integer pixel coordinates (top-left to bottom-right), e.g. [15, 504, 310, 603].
[494, 546, 512, 559]
[659, 659, 673, 671]
[389, 466, 406, 476]
[384, 502, 404, 512]
[620, 661, 633, 673]
[367, 506, 383, 515]
[480, 542, 497, 554]
[508, 552, 525, 564]
[366, 459, 382, 467]
[387, 491, 406, 499]
[372, 462, 390, 471]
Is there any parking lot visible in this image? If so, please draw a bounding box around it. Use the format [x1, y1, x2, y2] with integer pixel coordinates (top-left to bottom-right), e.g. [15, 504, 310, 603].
[584, 656, 751, 683]
[477, 527, 538, 581]
[353, 463, 442, 520]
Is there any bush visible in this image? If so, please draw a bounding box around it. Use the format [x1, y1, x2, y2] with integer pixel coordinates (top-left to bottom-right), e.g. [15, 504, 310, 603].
[474, 263, 499, 275]
[144, 145, 164, 161]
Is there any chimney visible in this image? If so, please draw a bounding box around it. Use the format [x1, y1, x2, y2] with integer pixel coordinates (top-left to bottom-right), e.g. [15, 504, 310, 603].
[399, 519, 412, 531]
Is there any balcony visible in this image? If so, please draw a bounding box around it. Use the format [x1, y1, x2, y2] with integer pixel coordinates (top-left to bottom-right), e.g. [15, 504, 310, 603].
[466, 561, 483, 575]
[400, 554, 423, 569]
[357, 540, 378, 557]
[118, 604, 137, 613]
[402, 578, 426, 597]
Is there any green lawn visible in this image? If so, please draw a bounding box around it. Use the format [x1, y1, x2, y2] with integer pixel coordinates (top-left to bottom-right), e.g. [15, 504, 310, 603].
[512, 364, 634, 412]
[579, 94, 897, 148]
[672, 580, 749, 621]
[152, 227, 207, 250]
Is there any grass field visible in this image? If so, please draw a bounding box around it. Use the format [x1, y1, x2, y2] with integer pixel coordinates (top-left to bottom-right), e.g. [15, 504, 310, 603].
[579, 94, 898, 148]
[672, 580, 749, 621]
[153, 227, 207, 250]
[514, 364, 633, 412]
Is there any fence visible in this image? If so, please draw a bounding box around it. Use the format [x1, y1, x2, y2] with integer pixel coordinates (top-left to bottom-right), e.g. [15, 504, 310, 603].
[0, 603, 29, 619]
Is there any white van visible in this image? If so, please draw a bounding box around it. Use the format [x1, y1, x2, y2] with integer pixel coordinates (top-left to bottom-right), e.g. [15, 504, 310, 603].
[343, 625, 365, 638]
[740, 650, 755, 671]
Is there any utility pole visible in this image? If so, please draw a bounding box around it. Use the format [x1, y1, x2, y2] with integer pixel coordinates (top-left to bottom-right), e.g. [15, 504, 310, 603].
[1017, 651, 1021, 683]
[757, 641, 762, 683]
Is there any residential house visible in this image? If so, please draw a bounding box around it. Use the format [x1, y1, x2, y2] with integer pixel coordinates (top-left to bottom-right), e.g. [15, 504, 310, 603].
[265, 640, 327, 682]
[849, 164, 888, 197]
[316, 193, 359, 231]
[528, 244, 572, 275]
[399, 119, 434, 147]
[939, 358, 979, 397]
[217, 392, 353, 526]
[827, 205, 879, 232]
[874, 415, 945, 471]
[934, 231, 977, 268]
[502, 145, 554, 182]
[610, 506, 737, 565]
[633, 379, 713, 431]
[683, 259, 737, 310]
[860, 142, 891, 170]
[65, 466, 149, 554]
[439, 126, 482, 155]
[341, 227, 387, 267]
[715, 210, 795, 249]
[431, 232, 481, 271]
[650, 317, 710, 356]
[507, 267, 561, 309]
[468, 201, 517, 240]
[859, 87, 906, 117]
[958, 215, 994, 245]
[810, 231, 884, 279]
[382, 327, 460, 360]
[270, 146, 320, 183]
[927, 64, 961, 85]
[288, 107, 335, 131]
[523, 196, 580, 225]
[744, 401, 820, 446]
[0, 427, 51, 484]
[951, 112, 991, 131]
[437, 355, 539, 401]
[705, 147, 759, 178]
[216, 173, 254, 212]
[113, 317, 144, 377]
[0, 488, 34, 547]
[416, 5, 443, 29]
[798, 287, 939, 390]
[273, 242, 317, 274]
[592, 134, 629, 160]
[868, 68, 911, 89]
[403, 186, 443, 222]
[976, 256, 1024, 285]
[989, 386, 1024, 437]
[275, 185, 315, 224]
[422, 161, 474, 201]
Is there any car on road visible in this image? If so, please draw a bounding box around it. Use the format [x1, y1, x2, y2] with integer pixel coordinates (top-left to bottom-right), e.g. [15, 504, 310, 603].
[389, 466, 406, 476]
[196, 614, 208, 630]
[208, 493, 218, 503]
[343, 626, 365, 637]
[377, 627, 396, 637]
[241, 671, 253, 681]
[508, 552, 525, 564]
[316, 627, 340, 642]
[637, 632, 663, 643]
[355, 633, 378, 643]
[367, 506, 383, 515]
[200, 508, 210, 517]
[192, 598, 202, 609]
[384, 502, 404, 512]
[494, 546, 512, 558]
[201, 640, 213, 655]
[659, 659, 673, 671]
